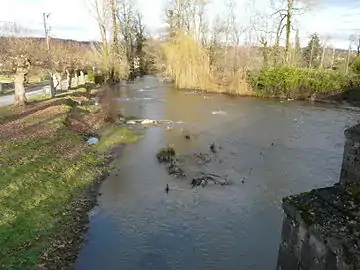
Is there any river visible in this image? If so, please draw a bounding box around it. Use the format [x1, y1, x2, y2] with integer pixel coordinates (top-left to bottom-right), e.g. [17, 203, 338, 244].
[76, 76, 359, 270]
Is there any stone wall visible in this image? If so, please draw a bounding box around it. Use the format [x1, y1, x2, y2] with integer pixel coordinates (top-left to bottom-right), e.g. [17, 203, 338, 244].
[277, 126, 360, 270]
[340, 125, 360, 182]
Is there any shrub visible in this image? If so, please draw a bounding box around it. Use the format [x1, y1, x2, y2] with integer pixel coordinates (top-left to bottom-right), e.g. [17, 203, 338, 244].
[251, 67, 350, 99]
[87, 70, 95, 82]
[94, 74, 105, 85]
[351, 56, 360, 75]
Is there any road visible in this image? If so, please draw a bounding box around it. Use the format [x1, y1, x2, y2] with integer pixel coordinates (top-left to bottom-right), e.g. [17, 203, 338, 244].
[0, 85, 47, 107]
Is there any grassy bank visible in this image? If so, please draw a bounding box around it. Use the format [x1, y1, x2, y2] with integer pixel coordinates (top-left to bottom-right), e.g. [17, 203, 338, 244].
[0, 88, 137, 269]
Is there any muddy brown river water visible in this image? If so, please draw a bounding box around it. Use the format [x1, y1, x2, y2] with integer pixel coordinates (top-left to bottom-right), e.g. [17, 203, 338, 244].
[76, 76, 359, 270]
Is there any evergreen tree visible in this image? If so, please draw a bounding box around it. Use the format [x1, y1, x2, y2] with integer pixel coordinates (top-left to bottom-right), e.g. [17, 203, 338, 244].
[303, 33, 321, 68]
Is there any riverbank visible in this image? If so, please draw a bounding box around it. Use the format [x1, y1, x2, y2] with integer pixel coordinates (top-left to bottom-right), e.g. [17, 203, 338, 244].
[0, 87, 138, 269]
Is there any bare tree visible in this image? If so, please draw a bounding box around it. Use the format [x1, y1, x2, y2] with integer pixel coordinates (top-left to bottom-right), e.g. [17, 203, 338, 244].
[0, 24, 43, 106]
[330, 46, 336, 69]
[90, 0, 111, 78]
[272, 0, 314, 64]
[346, 35, 356, 74]
[320, 35, 329, 68]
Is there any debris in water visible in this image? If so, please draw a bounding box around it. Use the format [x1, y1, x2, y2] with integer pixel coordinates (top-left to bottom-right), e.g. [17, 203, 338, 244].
[210, 143, 216, 153]
[156, 147, 176, 163]
[193, 153, 212, 165]
[241, 167, 253, 184]
[185, 134, 191, 140]
[167, 159, 186, 178]
[212, 110, 227, 115]
[87, 137, 99, 145]
[156, 147, 186, 178]
[200, 180, 207, 188]
[192, 173, 230, 187]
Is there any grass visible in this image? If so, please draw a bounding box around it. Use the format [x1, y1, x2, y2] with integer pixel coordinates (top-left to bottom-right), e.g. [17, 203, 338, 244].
[0, 87, 138, 269]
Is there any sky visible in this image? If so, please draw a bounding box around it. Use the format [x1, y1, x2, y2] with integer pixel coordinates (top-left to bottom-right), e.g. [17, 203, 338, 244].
[0, 0, 359, 49]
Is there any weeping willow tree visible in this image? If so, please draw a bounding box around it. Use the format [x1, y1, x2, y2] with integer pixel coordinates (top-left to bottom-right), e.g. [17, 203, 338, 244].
[164, 31, 211, 90]
[160, 0, 253, 95]
[163, 31, 252, 95]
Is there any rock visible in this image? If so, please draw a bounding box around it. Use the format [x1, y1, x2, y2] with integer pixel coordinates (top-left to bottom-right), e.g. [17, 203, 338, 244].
[310, 93, 317, 102]
[116, 117, 126, 124]
[141, 119, 156, 125]
[94, 97, 100, 106]
[87, 137, 99, 145]
[126, 120, 136, 125]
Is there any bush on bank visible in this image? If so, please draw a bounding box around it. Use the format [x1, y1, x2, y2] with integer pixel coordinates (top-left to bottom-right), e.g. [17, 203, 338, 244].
[250, 67, 353, 99]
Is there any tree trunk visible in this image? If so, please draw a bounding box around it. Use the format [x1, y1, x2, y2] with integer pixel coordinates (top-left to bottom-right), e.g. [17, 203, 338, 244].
[14, 68, 27, 106]
[49, 71, 56, 97]
[110, 0, 118, 81]
[285, 0, 293, 64]
[346, 45, 351, 74]
[320, 45, 326, 68]
[331, 48, 336, 69]
[309, 42, 314, 68]
[56, 73, 62, 91]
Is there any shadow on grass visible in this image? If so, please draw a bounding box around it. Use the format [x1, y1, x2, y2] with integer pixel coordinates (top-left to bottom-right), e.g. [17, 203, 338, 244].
[0, 85, 99, 125]
[0, 99, 70, 125]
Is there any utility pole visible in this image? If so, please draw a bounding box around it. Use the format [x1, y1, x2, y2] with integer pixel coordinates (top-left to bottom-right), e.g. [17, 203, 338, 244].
[42, 13, 51, 51]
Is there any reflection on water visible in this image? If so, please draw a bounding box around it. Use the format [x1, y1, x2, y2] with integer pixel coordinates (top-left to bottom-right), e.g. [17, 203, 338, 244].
[76, 76, 359, 270]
